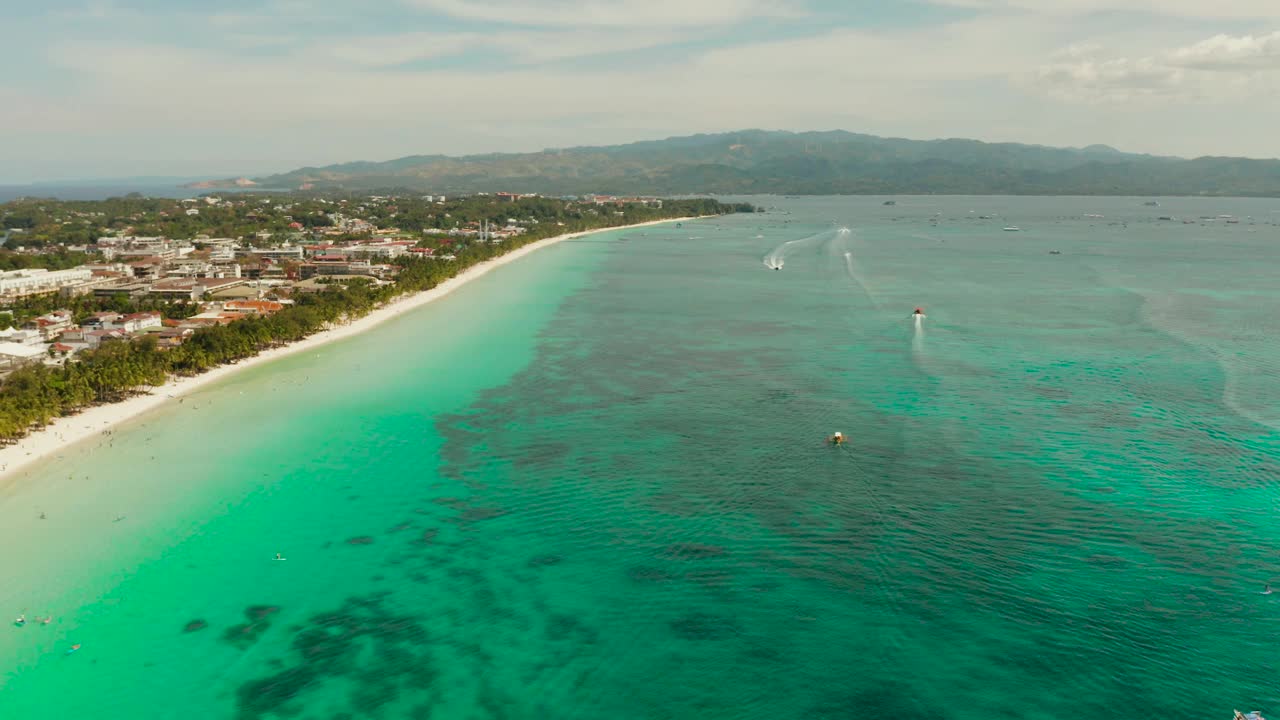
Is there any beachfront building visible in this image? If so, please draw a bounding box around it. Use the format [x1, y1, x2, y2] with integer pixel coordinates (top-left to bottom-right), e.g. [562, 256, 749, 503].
[0, 341, 46, 372]
[220, 300, 284, 316]
[0, 268, 94, 299]
[154, 327, 194, 349]
[346, 242, 411, 259]
[107, 312, 163, 333]
[0, 327, 46, 346]
[27, 310, 74, 340]
[62, 272, 133, 298]
[298, 258, 388, 279]
[82, 329, 130, 348]
[147, 278, 247, 301]
[242, 246, 305, 262]
[89, 280, 152, 299]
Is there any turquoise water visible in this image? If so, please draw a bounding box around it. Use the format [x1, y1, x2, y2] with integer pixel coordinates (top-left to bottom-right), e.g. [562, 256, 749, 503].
[3, 198, 1280, 719]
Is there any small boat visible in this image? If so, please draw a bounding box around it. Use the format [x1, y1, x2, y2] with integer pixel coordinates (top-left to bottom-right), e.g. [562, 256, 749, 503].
[1144, 200, 1160, 206]
[1235, 711, 1266, 720]
[1003, 226, 1021, 232]
[883, 200, 896, 206]
[829, 432, 845, 446]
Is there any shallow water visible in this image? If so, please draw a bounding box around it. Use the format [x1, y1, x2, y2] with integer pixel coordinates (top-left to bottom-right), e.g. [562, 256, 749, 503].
[3, 198, 1280, 719]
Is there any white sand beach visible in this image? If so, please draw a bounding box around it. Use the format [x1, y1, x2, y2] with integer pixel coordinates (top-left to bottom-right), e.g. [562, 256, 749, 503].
[0, 217, 696, 483]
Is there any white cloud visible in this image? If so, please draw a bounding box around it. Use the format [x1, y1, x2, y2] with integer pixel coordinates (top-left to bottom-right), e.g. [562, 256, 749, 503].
[926, 0, 1279, 20]
[1032, 30, 1280, 102]
[10, 4, 1280, 180]
[1170, 31, 1280, 70]
[325, 33, 480, 66]
[317, 28, 691, 67]
[407, 0, 803, 27]
[1036, 56, 1184, 102]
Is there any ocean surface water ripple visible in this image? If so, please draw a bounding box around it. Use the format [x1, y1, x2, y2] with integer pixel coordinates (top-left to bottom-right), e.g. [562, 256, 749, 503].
[3, 196, 1280, 719]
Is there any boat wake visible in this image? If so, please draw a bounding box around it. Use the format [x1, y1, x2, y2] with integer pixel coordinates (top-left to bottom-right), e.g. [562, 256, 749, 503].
[824, 228, 880, 307]
[763, 227, 843, 270]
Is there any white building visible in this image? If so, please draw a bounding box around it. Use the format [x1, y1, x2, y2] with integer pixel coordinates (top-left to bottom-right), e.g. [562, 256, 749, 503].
[0, 327, 45, 345]
[245, 246, 304, 261]
[347, 244, 408, 259]
[0, 341, 46, 371]
[0, 268, 94, 299]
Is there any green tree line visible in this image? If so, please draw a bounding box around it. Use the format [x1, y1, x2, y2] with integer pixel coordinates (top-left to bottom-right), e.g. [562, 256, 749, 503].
[0, 198, 743, 444]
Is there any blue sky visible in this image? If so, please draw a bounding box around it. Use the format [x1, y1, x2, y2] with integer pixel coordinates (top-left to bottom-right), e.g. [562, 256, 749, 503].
[2, 0, 1278, 182]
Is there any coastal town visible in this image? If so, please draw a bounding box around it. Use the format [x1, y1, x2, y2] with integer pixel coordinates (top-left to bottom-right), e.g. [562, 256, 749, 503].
[0, 192, 734, 376]
[0, 192, 743, 442]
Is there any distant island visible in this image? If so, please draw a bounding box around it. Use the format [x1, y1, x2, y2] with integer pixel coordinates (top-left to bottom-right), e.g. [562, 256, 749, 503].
[187, 130, 1280, 198]
[186, 177, 258, 190]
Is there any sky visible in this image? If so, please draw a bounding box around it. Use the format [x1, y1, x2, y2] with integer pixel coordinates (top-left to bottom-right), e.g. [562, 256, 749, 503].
[2, 0, 1279, 182]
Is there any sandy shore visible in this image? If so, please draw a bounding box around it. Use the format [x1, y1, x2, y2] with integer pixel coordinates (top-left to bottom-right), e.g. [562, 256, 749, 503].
[0, 217, 697, 482]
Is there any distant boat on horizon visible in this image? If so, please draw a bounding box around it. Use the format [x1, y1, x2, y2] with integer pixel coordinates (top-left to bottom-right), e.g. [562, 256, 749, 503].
[1003, 226, 1021, 232]
[883, 200, 896, 206]
[1144, 200, 1160, 206]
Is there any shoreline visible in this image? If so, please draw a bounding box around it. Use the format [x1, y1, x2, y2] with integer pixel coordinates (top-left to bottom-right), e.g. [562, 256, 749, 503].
[0, 216, 699, 483]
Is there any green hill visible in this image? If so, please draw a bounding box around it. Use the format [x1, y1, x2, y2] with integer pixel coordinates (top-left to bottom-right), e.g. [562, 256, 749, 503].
[233, 130, 1280, 197]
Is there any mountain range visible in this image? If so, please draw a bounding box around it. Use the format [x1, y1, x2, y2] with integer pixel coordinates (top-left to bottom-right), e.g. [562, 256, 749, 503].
[198, 130, 1280, 197]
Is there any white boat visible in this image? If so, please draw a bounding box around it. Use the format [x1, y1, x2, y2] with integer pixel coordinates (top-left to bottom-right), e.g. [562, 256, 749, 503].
[1234, 711, 1266, 720]
[1003, 226, 1021, 232]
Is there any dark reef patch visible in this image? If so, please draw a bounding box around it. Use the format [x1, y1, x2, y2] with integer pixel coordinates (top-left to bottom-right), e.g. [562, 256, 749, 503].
[666, 542, 727, 559]
[223, 622, 270, 649]
[246, 605, 281, 622]
[346, 536, 375, 545]
[628, 565, 675, 583]
[411, 528, 439, 546]
[233, 594, 434, 719]
[669, 612, 742, 641]
[182, 619, 208, 633]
